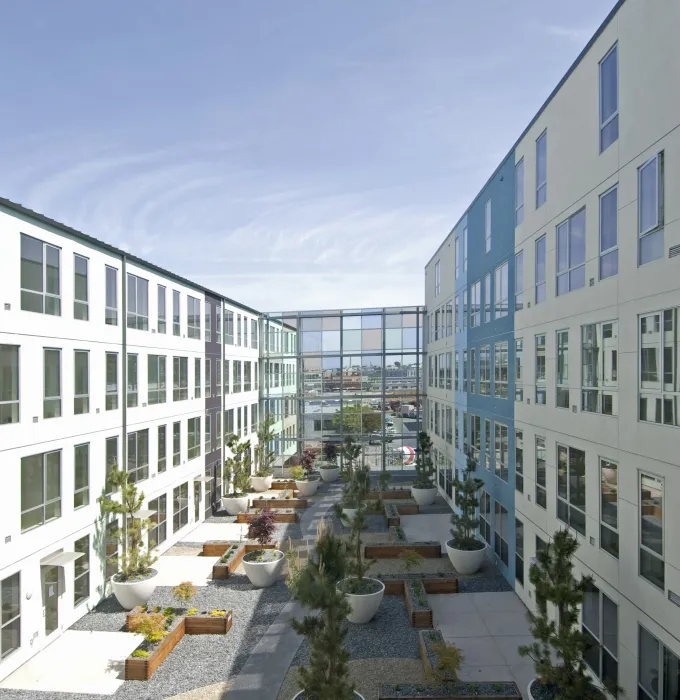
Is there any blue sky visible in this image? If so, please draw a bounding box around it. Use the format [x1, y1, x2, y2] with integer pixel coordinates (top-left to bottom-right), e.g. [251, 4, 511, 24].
[0, 0, 615, 312]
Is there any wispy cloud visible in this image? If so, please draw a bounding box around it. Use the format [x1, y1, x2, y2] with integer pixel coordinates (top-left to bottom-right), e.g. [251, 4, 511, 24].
[543, 23, 597, 45]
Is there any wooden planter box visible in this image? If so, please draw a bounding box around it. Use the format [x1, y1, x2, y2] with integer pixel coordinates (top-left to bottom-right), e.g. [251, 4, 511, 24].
[365, 542, 442, 559]
[383, 577, 459, 597]
[125, 619, 184, 681]
[251, 497, 308, 509]
[404, 581, 433, 628]
[203, 541, 239, 557]
[384, 505, 400, 527]
[367, 489, 412, 500]
[396, 503, 420, 515]
[379, 685, 522, 700]
[271, 480, 296, 490]
[244, 543, 279, 553]
[236, 511, 298, 524]
[184, 610, 233, 635]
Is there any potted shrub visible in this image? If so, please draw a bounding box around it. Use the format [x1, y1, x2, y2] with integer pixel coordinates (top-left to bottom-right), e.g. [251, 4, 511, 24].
[318, 441, 341, 483]
[287, 522, 365, 700]
[340, 435, 361, 482]
[377, 471, 392, 493]
[337, 467, 384, 623]
[445, 455, 487, 574]
[99, 468, 158, 610]
[292, 448, 321, 497]
[242, 508, 284, 588]
[251, 415, 276, 492]
[411, 432, 437, 506]
[222, 435, 251, 515]
[520, 530, 614, 700]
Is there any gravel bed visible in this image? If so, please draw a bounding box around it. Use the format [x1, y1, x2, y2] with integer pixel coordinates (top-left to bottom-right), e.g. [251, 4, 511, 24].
[334, 513, 388, 535]
[378, 572, 457, 582]
[381, 681, 521, 697]
[527, 678, 605, 700]
[458, 574, 512, 593]
[292, 595, 420, 666]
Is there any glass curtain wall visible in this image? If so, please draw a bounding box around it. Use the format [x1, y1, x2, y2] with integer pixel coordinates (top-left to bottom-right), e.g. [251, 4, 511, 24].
[262, 307, 425, 472]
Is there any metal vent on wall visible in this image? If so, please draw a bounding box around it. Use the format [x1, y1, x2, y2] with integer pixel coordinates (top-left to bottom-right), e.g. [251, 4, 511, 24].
[669, 590, 680, 608]
[670, 244, 680, 259]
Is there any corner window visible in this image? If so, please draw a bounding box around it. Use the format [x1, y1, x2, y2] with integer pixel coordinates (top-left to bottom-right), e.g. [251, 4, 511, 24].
[556, 208, 586, 296]
[494, 261, 508, 318]
[485, 199, 491, 252]
[638, 152, 665, 266]
[599, 185, 618, 279]
[556, 330, 569, 409]
[0, 345, 20, 424]
[599, 44, 618, 153]
[126, 274, 148, 330]
[20, 234, 61, 316]
[582, 321, 618, 415]
[205, 304, 212, 342]
[556, 444, 586, 536]
[157, 285, 166, 334]
[536, 130, 547, 208]
[535, 235, 546, 304]
[639, 473, 664, 589]
[535, 436, 546, 508]
[74, 350, 89, 415]
[600, 459, 618, 558]
[105, 266, 118, 325]
[515, 251, 524, 311]
[515, 158, 524, 225]
[20, 450, 61, 532]
[224, 309, 232, 344]
[73, 254, 89, 321]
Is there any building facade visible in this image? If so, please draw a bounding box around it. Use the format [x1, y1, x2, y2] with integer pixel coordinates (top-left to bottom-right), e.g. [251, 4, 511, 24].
[426, 1, 680, 697]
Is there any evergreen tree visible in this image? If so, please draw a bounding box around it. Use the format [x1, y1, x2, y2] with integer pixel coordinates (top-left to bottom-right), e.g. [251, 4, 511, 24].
[519, 529, 609, 699]
[340, 435, 362, 480]
[253, 414, 276, 477]
[414, 431, 435, 488]
[288, 522, 354, 700]
[450, 455, 485, 550]
[224, 434, 252, 495]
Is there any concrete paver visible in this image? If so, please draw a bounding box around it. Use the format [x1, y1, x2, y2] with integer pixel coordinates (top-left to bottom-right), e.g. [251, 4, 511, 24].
[153, 554, 217, 586]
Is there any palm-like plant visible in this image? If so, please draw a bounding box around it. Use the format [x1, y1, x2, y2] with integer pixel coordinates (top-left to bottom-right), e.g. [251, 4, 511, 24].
[253, 415, 276, 477]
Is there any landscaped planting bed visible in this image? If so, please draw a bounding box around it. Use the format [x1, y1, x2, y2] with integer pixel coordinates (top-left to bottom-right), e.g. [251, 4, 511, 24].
[271, 479, 296, 490]
[404, 579, 433, 628]
[251, 496, 308, 509]
[202, 540, 241, 557]
[365, 527, 441, 559]
[385, 503, 401, 526]
[236, 510, 299, 524]
[210, 544, 245, 579]
[367, 488, 413, 500]
[380, 574, 458, 596]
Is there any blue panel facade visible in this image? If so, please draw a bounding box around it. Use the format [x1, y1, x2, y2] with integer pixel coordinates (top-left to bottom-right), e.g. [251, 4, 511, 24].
[454, 153, 517, 586]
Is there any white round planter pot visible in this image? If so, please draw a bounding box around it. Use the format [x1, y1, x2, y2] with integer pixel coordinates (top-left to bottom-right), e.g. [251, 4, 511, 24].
[340, 577, 385, 624]
[342, 508, 357, 524]
[319, 467, 340, 483]
[295, 478, 320, 497]
[293, 692, 365, 700]
[527, 679, 539, 699]
[250, 474, 273, 492]
[112, 570, 158, 610]
[411, 486, 437, 507]
[445, 539, 487, 575]
[242, 549, 285, 588]
[222, 496, 250, 515]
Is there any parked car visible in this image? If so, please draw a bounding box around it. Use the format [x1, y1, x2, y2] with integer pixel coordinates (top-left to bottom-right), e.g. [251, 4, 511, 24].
[384, 416, 394, 426]
[368, 432, 392, 445]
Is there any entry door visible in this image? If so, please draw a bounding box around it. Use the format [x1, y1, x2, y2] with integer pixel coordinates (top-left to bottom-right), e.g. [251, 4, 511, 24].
[42, 565, 59, 636]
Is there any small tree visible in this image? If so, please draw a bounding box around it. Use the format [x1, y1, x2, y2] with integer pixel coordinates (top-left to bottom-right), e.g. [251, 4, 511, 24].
[340, 435, 362, 480]
[427, 640, 464, 686]
[225, 434, 252, 495]
[99, 467, 157, 581]
[323, 441, 338, 465]
[253, 415, 276, 477]
[172, 581, 197, 610]
[519, 530, 610, 699]
[299, 448, 316, 479]
[377, 471, 392, 492]
[414, 431, 435, 488]
[450, 455, 485, 550]
[400, 550, 424, 574]
[247, 508, 277, 546]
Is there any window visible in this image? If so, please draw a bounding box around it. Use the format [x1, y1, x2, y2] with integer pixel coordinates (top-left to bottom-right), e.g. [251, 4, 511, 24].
[105, 519, 118, 582]
[638, 625, 680, 700]
[104, 266, 118, 325]
[173, 422, 181, 466]
[535, 436, 546, 508]
[251, 319, 258, 349]
[454, 408, 459, 449]
[484, 418, 491, 470]
[445, 300, 452, 337]
[470, 414, 481, 462]
[245, 362, 252, 392]
[434, 260, 441, 296]
[20, 234, 61, 315]
[484, 199, 491, 252]
[557, 209, 587, 297]
[556, 331, 569, 409]
[216, 411, 222, 449]
[187, 296, 200, 339]
[599, 44, 618, 152]
[158, 425, 167, 473]
[494, 261, 508, 318]
[0, 345, 19, 424]
[193, 358, 201, 399]
[105, 436, 118, 494]
[73, 535, 90, 606]
[470, 281, 481, 327]
[173, 357, 188, 401]
[469, 350, 476, 393]
[514, 251, 524, 311]
[157, 285, 166, 333]
[515, 339, 523, 402]
[494, 422, 508, 482]
[515, 158, 524, 225]
[535, 334, 546, 405]
[237, 314, 242, 345]
[205, 358, 211, 398]
[224, 309, 233, 344]
[494, 342, 508, 399]
[127, 429, 149, 484]
[463, 411, 468, 455]
[43, 348, 61, 418]
[483, 274, 491, 323]
[74, 350, 89, 415]
[205, 304, 212, 343]
[148, 355, 167, 405]
[639, 309, 680, 426]
[225, 408, 234, 437]
[172, 290, 181, 336]
[582, 581, 618, 690]
[536, 130, 547, 207]
[535, 235, 546, 304]
[445, 406, 452, 444]
[455, 295, 460, 330]
[582, 321, 618, 415]
[515, 518, 524, 585]
[73, 443, 89, 509]
[463, 290, 467, 329]
[599, 185, 618, 279]
[640, 473, 664, 589]
[479, 345, 490, 395]
[173, 482, 189, 533]
[638, 152, 665, 265]
[494, 502, 508, 565]
[1, 573, 21, 660]
[188, 417, 201, 460]
[480, 491, 491, 545]
[233, 360, 242, 393]
[445, 352, 452, 390]
[557, 444, 586, 536]
[514, 429, 524, 493]
[463, 227, 468, 272]
[73, 254, 88, 320]
[462, 351, 467, 392]
[455, 237, 460, 279]
[149, 495, 167, 548]
[127, 354, 138, 408]
[600, 459, 618, 558]
[455, 352, 459, 392]
[205, 413, 212, 452]
[215, 356, 222, 396]
[126, 273, 148, 330]
[21, 450, 61, 531]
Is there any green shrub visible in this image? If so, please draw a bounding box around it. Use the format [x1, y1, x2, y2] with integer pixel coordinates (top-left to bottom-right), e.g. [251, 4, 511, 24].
[186, 608, 198, 616]
[131, 649, 150, 659]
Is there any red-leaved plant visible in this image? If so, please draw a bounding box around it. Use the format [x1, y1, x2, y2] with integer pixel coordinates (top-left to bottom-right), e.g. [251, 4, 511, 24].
[300, 449, 316, 478]
[247, 508, 277, 546]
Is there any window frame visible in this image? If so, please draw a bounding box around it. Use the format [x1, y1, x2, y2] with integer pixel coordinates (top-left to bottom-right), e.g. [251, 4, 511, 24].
[20, 234, 61, 316]
[536, 130, 547, 208]
[158, 425, 167, 473]
[1, 572, 21, 660]
[173, 290, 181, 336]
[173, 356, 188, 401]
[126, 273, 149, 331]
[494, 341, 508, 399]
[157, 284, 166, 334]
[494, 261, 508, 319]
[43, 348, 61, 419]
[470, 281, 481, 327]
[187, 416, 201, 461]
[556, 443, 587, 536]
[638, 152, 665, 266]
[127, 429, 149, 484]
[73, 442, 89, 510]
[639, 472, 664, 590]
[73, 253, 89, 321]
[127, 353, 138, 408]
[515, 250, 524, 311]
[105, 265, 118, 325]
[73, 534, 90, 606]
[20, 450, 61, 532]
[556, 329, 569, 409]
[173, 421, 181, 467]
[599, 184, 618, 280]
[515, 158, 524, 225]
[600, 458, 619, 559]
[0, 344, 20, 424]
[434, 260, 441, 296]
[74, 349, 89, 415]
[599, 43, 619, 153]
[484, 199, 491, 252]
[535, 436, 546, 509]
[556, 208, 586, 296]
[148, 354, 167, 405]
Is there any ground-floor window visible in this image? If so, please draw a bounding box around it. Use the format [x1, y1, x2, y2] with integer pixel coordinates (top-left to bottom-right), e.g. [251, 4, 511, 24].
[480, 490, 491, 545]
[582, 580, 618, 690]
[515, 518, 524, 586]
[494, 502, 508, 566]
[173, 482, 189, 532]
[149, 495, 167, 548]
[1, 572, 20, 660]
[73, 535, 90, 606]
[639, 624, 680, 699]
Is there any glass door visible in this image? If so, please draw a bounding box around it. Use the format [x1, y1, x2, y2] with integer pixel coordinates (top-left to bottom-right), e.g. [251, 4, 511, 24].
[193, 480, 201, 522]
[41, 565, 59, 636]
